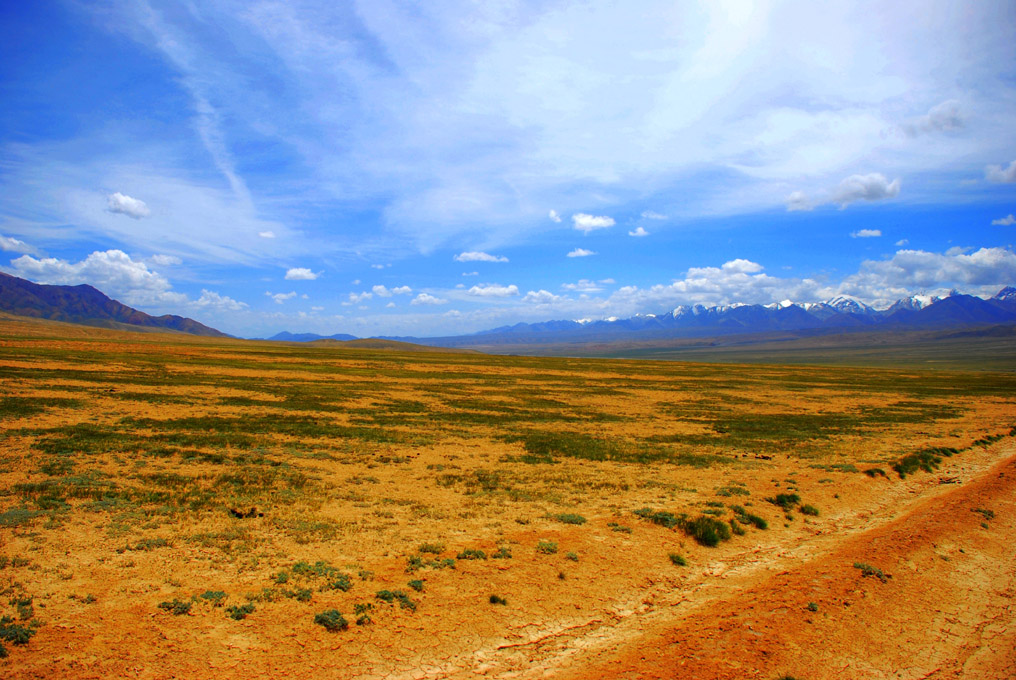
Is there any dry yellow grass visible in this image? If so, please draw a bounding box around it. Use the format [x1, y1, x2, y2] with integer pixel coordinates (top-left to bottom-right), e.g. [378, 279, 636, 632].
[1, 315, 1014, 678]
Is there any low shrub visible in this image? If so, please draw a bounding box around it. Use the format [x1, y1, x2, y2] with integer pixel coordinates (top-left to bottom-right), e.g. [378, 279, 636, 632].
[489, 594, 507, 605]
[853, 562, 890, 583]
[457, 548, 487, 560]
[314, 609, 348, 632]
[668, 553, 687, 566]
[800, 505, 819, 517]
[157, 599, 192, 616]
[536, 540, 558, 554]
[683, 515, 731, 547]
[226, 603, 255, 620]
[552, 513, 586, 525]
[766, 493, 800, 510]
[407, 579, 424, 592]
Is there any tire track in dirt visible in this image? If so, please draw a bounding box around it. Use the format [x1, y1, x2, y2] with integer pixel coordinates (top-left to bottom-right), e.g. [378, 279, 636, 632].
[550, 444, 1016, 680]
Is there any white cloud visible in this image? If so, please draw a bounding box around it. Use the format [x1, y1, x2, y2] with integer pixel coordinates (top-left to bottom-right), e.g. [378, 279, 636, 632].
[285, 267, 319, 280]
[985, 161, 1016, 183]
[467, 283, 519, 297]
[561, 279, 602, 292]
[785, 191, 812, 212]
[267, 291, 297, 304]
[902, 99, 963, 136]
[411, 293, 447, 305]
[195, 289, 247, 311]
[311, 305, 324, 311]
[831, 173, 901, 208]
[392, 285, 412, 295]
[992, 214, 1016, 226]
[572, 213, 615, 234]
[107, 192, 150, 219]
[348, 291, 373, 304]
[258, 230, 276, 238]
[844, 247, 1016, 292]
[641, 211, 667, 220]
[386, 302, 396, 308]
[0, 235, 36, 254]
[896, 239, 909, 246]
[548, 209, 562, 223]
[454, 251, 509, 263]
[9, 249, 182, 306]
[851, 229, 882, 238]
[628, 226, 649, 237]
[462, 271, 479, 276]
[567, 248, 596, 257]
[371, 264, 390, 269]
[372, 284, 393, 297]
[599, 278, 616, 284]
[150, 254, 182, 266]
[522, 289, 563, 304]
[721, 259, 765, 274]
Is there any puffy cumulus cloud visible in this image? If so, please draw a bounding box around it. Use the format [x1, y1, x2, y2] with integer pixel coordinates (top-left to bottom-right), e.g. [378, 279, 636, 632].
[411, 293, 447, 305]
[386, 301, 396, 308]
[195, 289, 247, 311]
[285, 267, 319, 280]
[567, 248, 596, 257]
[641, 211, 667, 220]
[896, 239, 910, 246]
[0, 235, 36, 254]
[9, 250, 181, 306]
[258, 230, 276, 238]
[629, 227, 649, 237]
[901, 100, 963, 136]
[561, 279, 602, 292]
[992, 214, 1016, 226]
[851, 229, 882, 238]
[468, 283, 519, 297]
[843, 247, 1016, 295]
[107, 192, 150, 219]
[548, 210, 562, 223]
[454, 251, 509, 263]
[720, 259, 764, 274]
[522, 289, 563, 304]
[831, 173, 900, 208]
[347, 291, 373, 304]
[785, 191, 812, 212]
[372, 284, 412, 297]
[267, 291, 297, 304]
[986, 161, 1016, 183]
[572, 213, 615, 234]
[150, 254, 182, 266]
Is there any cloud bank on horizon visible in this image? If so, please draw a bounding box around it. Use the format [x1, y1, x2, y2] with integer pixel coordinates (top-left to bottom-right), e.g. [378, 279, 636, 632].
[0, 0, 1014, 337]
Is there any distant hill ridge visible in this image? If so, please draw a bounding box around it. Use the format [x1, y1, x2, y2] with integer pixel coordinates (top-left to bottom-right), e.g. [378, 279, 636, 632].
[0, 272, 228, 337]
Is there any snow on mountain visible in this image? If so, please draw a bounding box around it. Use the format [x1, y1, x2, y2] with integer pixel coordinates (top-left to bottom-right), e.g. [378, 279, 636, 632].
[825, 295, 874, 315]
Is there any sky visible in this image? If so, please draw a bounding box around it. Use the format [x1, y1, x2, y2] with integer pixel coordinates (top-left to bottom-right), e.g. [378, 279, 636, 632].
[1, 0, 1015, 338]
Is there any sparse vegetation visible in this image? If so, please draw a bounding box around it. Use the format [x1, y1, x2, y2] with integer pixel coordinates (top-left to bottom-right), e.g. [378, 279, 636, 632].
[536, 540, 558, 554]
[853, 562, 891, 583]
[314, 609, 348, 632]
[669, 553, 687, 566]
[226, 603, 255, 620]
[158, 599, 192, 616]
[489, 594, 507, 605]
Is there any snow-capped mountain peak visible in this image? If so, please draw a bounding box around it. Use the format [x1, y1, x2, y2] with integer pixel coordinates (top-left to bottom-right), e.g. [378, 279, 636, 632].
[825, 295, 873, 315]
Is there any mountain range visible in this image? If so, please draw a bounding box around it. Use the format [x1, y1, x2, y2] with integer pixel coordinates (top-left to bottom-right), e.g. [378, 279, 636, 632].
[0, 272, 228, 337]
[383, 287, 1016, 347]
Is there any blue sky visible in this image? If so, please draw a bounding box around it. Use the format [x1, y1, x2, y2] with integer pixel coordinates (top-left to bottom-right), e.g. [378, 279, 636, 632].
[2, 0, 1015, 338]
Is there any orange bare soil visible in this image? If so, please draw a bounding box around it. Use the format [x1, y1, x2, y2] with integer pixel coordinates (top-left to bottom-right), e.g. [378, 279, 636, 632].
[1, 315, 1014, 679]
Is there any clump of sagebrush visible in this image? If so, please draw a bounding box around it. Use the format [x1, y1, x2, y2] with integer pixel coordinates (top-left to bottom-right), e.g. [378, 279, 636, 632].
[200, 590, 227, 606]
[457, 548, 487, 560]
[807, 602, 819, 612]
[492, 546, 512, 559]
[354, 603, 373, 626]
[863, 467, 887, 478]
[489, 594, 508, 605]
[376, 589, 416, 611]
[668, 553, 687, 567]
[407, 579, 424, 592]
[607, 522, 632, 533]
[853, 562, 890, 583]
[226, 603, 255, 620]
[536, 540, 558, 554]
[730, 505, 768, 530]
[418, 542, 444, 554]
[158, 599, 192, 616]
[314, 609, 348, 632]
[633, 507, 681, 529]
[892, 446, 957, 478]
[800, 505, 819, 517]
[766, 493, 800, 511]
[552, 513, 586, 525]
[634, 507, 736, 546]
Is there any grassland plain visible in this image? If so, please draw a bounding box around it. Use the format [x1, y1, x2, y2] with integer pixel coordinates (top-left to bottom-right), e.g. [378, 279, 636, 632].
[0, 314, 1014, 679]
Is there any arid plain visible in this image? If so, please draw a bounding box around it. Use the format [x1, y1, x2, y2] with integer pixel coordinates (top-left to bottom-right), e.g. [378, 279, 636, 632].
[1, 315, 1014, 679]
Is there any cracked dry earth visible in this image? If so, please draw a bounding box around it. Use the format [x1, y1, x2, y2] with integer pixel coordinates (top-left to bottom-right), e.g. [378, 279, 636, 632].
[1, 319, 1015, 680]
